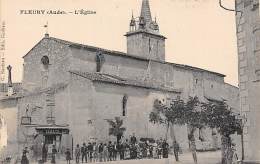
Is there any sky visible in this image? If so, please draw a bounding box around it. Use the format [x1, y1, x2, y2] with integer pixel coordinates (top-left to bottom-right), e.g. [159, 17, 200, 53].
[0, 0, 238, 86]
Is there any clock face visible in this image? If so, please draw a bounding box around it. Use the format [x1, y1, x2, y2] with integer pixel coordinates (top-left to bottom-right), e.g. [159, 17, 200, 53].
[41, 56, 49, 65]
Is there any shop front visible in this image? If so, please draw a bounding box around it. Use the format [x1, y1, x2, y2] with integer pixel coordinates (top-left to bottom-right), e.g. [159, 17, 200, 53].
[35, 124, 69, 156]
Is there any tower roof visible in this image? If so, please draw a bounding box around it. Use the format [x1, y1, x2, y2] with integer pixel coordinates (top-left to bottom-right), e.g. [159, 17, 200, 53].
[140, 0, 152, 24]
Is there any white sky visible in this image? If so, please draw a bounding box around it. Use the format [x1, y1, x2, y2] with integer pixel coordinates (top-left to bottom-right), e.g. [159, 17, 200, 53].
[0, 0, 238, 86]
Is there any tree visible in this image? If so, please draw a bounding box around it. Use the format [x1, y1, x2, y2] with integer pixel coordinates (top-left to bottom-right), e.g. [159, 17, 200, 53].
[149, 97, 204, 164]
[149, 97, 241, 164]
[107, 117, 126, 144]
[149, 98, 185, 140]
[183, 96, 204, 164]
[202, 101, 241, 164]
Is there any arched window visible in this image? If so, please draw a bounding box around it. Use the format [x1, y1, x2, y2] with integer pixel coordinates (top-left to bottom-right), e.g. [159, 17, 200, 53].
[148, 38, 152, 53]
[41, 56, 49, 70]
[96, 51, 105, 72]
[41, 56, 49, 87]
[122, 94, 128, 116]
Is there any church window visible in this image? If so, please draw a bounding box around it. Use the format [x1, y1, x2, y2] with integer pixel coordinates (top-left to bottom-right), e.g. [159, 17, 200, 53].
[211, 84, 214, 88]
[195, 79, 198, 84]
[255, 53, 260, 80]
[148, 38, 152, 53]
[156, 40, 159, 55]
[41, 56, 49, 70]
[122, 94, 128, 116]
[41, 56, 49, 87]
[96, 51, 105, 72]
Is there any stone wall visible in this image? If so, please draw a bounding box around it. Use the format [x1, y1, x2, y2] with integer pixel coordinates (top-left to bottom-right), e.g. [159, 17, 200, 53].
[69, 45, 228, 104]
[0, 99, 18, 156]
[67, 72, 180, 147]
[18, 35, 240, 153]
[17, 93, 46, 151]
[70, 47, 148, 81]
[16, 84, 69, 155]
[126, 32, 165, 61]
[22, 37, 71, 92]
[235, 0, 260, 161]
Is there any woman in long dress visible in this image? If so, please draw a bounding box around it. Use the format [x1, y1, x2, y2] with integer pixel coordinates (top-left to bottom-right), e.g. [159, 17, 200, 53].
[21, 147, 29, 164]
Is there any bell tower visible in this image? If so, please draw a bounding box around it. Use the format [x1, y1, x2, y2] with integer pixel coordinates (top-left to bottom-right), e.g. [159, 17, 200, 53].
[125, 0, 166, 61]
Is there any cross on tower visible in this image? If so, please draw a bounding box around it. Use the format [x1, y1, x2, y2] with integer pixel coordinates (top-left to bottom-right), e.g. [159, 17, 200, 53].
[44, 22, 49, 37]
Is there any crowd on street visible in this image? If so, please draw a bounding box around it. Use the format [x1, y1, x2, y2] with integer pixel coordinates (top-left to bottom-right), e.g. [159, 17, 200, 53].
[72, 136, 171, 164]
[20, 134, 179, 164]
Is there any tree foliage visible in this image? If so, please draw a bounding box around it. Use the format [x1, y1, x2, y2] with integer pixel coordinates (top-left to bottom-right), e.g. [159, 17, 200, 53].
[202, 101, 242, 137]
[149, 96, 242, 164]
[149, 98, 186, 125]
[149, 97, 205, 130]
[107, 117, 126, 143]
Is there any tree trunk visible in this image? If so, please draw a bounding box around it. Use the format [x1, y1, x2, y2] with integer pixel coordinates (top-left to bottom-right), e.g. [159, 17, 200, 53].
[221, 135, 232, 164]
[169, 122, 177, 142]
[165, 122, 170, 140]
[188, 126, 197, 164]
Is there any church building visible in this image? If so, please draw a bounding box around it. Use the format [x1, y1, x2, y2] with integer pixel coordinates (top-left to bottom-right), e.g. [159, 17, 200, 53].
[0, 0, 239, 157]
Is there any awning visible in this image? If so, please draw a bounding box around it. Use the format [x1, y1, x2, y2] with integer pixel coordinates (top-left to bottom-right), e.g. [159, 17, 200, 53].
[35, 124, 69, 135]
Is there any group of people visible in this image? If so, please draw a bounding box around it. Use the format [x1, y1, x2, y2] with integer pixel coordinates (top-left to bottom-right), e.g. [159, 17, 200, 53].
[70, 134, 171, 164]
[20, 134, 175, 164]
[21, 144, 58, 164]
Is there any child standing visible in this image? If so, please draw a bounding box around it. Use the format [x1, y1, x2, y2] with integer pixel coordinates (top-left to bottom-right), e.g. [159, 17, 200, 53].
[65, 148, 71, 164]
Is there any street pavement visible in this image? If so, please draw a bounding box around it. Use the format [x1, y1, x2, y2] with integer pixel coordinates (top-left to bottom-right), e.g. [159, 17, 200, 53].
[30, 151, 221, 164]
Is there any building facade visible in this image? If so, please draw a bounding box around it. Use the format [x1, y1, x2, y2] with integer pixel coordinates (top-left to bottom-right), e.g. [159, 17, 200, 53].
[0, 0, 239, 158]
[235, 0, 260, 162]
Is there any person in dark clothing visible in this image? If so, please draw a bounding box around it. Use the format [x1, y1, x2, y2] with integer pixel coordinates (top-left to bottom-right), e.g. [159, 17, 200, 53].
[65, 148, 71, 164]
[149, 145, 153, 158]
[108, 141, 113, 161]
[81, 143, 87, 163]
[51, 145, 57, 164]
[162, 140, 169, 158]
[132, 144, 138, 159]
[42, 144, 48, 162]
[158, 139, 163, 159]
[98, 143, 104, 162]
[130, 133, 137, 145]
[112, 142, 117, 161]
[129, 144, 135, 159]
[173, 141, 180, 161]
[118, 142, 124, 160]
[87, 142, 93, 162]
[75, 144, 81, 164]
[21, 147, 29, 164]
[123, 140, 130, 160]
[144, 143, 148, 158]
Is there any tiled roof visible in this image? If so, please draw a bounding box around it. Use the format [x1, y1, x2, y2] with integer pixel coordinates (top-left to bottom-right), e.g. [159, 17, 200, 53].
[23, 36, 225, 77]
[204, 95, 226, 103]
[70, 71, 181, 93]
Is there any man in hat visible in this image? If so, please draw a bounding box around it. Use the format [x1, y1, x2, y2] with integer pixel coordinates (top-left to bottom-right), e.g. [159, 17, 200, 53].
[81, 143, 87, 163]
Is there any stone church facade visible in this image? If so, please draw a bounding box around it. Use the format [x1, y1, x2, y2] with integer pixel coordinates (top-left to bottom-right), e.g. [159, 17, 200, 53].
[0, 0, 239, 156]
